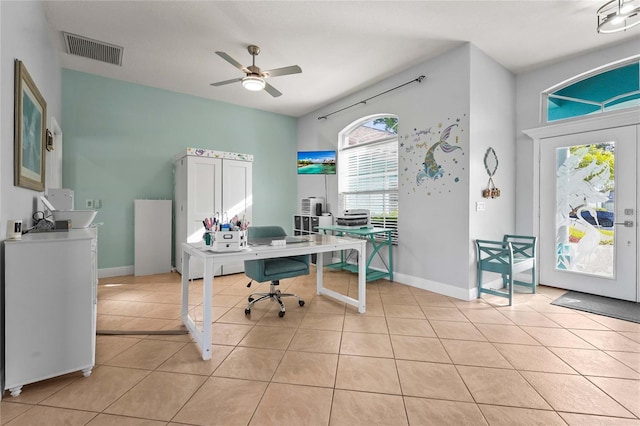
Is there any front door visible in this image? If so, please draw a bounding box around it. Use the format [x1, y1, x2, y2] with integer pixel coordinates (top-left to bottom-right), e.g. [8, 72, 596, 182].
[539, 125, 638, 302]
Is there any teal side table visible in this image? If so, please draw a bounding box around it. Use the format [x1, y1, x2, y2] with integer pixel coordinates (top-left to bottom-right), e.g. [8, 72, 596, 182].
[318, 225, 393, 282]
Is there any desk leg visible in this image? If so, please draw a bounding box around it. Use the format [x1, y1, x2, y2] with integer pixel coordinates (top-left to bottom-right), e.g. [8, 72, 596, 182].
[181, 251, 190, 320]
[201, 259, 213, 360]
[181, 250, 202, 357]
[358, 244, 366, 313]
[181, 249, 213, 361]
[316, 248, 324, 295]
[315, 244, 366, 313]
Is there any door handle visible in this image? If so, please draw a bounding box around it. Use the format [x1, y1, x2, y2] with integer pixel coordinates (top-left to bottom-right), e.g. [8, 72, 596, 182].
[614, 220, 634, 227]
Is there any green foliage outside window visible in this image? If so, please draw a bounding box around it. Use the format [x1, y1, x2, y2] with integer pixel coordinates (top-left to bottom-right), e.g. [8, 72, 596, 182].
[570, 144, 615, 192]
[373, 117, 398, 134]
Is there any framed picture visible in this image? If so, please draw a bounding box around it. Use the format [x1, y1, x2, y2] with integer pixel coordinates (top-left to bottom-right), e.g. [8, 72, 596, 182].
[14, 59, 47, 191]
[297, 150, 337, 175]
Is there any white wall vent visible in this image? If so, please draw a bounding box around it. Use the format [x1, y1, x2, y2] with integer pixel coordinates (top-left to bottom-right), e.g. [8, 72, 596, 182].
[63, 32, 123, 66]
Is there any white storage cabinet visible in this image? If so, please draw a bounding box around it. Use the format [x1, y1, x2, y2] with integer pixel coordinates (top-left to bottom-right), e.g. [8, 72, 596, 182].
[174, 148, 253, 278]
[3, 228, 97, 397]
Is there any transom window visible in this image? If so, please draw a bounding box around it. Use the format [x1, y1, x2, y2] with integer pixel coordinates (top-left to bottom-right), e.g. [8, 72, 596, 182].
[543, 57, 640, 123]
[339, 115, 399, 243]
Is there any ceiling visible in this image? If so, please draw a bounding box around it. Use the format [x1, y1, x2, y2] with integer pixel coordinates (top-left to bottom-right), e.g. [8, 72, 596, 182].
[42, 1, 639, 118]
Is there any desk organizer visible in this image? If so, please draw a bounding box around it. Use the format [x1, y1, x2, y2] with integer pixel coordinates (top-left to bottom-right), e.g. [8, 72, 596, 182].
[205, 230, 247, 251]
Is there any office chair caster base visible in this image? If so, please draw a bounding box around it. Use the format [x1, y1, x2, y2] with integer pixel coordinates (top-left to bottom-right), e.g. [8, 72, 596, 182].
[245, 283, 305, 317]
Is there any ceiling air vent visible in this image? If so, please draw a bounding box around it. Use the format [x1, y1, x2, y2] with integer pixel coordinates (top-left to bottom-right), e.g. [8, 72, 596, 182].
[63, 32, 123, 66]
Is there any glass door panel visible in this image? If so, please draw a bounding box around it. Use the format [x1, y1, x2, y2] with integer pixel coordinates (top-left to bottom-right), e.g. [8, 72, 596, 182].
[555, 142, 615, 278]
[539, 126, 637, 302]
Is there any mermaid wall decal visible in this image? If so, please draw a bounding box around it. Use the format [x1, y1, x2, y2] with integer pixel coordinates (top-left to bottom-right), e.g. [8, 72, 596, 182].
[416, 123, 461, 185]
[399, 115, 465, 196]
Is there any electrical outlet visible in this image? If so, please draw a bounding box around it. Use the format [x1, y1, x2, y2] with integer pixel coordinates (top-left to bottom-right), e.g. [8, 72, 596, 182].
[94, 199, 101, 209]
[476, 201, 486, 211]
[86, 199, 94, 208]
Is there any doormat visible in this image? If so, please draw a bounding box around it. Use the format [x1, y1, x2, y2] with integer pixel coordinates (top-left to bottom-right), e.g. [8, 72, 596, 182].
[551, 291, 640, 324]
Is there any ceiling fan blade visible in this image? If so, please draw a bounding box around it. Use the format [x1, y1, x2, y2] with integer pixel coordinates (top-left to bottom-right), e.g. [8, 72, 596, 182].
[215, 51, 248, 72]
[262, 65, 302, 78]
[264, 82, 282, 97]
[210, 77, 243, 87]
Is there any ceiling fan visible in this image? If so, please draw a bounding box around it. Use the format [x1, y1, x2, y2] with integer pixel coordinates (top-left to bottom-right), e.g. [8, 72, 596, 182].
[210, 45, 302, 97]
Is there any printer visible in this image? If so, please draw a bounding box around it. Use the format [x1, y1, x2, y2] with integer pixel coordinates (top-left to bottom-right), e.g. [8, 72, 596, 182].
[336, 209, 371, 227]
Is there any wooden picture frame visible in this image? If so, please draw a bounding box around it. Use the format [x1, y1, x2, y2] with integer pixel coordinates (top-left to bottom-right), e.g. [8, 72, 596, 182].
[14, 59, 47, 191]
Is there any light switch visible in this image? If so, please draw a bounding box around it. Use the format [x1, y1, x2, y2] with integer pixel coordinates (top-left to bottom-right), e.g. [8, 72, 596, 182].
[86, 199, 94, 208]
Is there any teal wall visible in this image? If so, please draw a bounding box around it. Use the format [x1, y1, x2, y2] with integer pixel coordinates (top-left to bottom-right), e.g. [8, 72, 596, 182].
[62, 69, 298, 270]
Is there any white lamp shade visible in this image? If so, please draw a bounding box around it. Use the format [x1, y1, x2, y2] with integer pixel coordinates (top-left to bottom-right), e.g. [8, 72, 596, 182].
[242, 76, 266, 91]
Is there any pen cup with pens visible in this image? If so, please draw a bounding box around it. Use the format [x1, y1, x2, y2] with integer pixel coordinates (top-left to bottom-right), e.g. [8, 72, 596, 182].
[203, 216, 216, 246]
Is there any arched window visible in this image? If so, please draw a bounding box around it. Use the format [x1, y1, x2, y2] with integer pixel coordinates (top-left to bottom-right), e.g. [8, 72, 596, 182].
[339, 114, 399, 243]
[543, 56, 640, 123]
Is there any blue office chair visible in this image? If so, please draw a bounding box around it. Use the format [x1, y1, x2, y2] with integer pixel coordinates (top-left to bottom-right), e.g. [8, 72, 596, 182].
[244, 226, 309, 317]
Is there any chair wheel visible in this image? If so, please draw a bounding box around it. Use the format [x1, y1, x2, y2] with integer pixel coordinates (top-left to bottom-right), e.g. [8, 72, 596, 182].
[248, 297, 254, 302]
[299, 300, 305, 307]
[245, 308, 251, 316]
[278, 311, 285, 318]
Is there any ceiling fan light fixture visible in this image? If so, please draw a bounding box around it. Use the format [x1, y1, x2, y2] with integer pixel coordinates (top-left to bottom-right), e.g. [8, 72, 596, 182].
[242, 76, 266, 91]
[212, 45, 299, 97]
[597, 0, 640, 33]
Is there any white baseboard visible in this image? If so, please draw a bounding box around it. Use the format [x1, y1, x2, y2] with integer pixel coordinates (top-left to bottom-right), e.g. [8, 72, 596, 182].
[98, 265, 134, 278]
[392, 270, 477, 301]
[325, 256, 477, 301]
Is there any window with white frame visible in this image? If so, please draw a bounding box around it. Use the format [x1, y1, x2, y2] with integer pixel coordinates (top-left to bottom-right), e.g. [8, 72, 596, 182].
[543, 57, 639, 123]
[339, 115, 398, 244]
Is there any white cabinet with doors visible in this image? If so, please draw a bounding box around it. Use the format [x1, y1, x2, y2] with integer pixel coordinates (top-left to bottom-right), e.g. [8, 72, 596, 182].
[174, 148, 253, 278]
[3, 228, 98, 397]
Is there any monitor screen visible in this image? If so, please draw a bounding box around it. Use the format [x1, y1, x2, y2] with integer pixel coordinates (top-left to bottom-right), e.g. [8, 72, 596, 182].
[297, 150, 336, 175]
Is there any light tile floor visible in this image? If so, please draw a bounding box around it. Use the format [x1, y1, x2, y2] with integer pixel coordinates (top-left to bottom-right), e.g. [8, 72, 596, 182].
[2, 270, 640, 425]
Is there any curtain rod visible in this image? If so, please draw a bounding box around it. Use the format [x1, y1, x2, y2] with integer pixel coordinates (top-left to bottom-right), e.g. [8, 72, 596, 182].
[317, 75, 426, 120]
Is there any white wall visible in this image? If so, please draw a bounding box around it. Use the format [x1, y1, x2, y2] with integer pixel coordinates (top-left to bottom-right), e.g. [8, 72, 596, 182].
[394, 46, 470, 294]
[1, 1, 61, 240]
[298, 43, 516, 299]
[515, 38, 640, 236]
[468, 45, 516, 287]
[0, 0, 3, 400]
[301, 44, 497, 299]
[0, 0, 61, 401]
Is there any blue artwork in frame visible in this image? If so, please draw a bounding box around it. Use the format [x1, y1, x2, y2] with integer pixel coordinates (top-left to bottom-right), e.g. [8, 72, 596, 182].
[14, 59, 47, 191]
[297, 150, 336, 175]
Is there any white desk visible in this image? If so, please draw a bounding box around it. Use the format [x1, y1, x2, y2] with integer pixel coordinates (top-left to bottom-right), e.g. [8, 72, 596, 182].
[181, 233, 366, 360]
